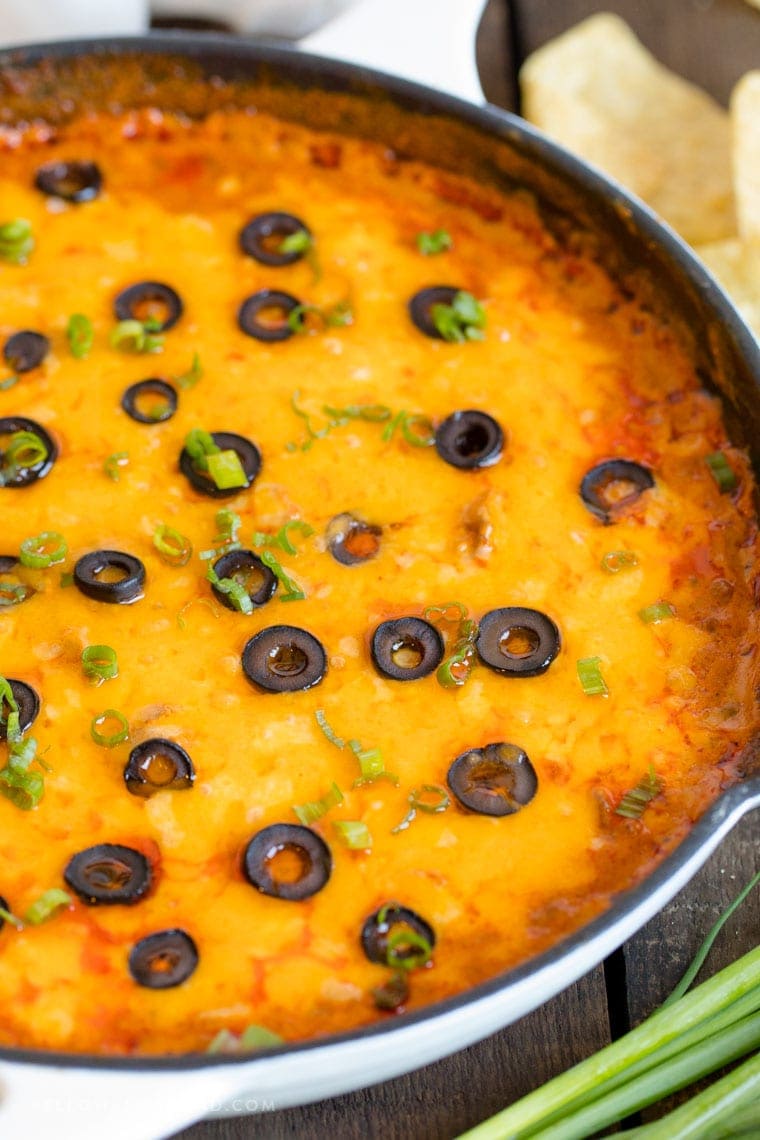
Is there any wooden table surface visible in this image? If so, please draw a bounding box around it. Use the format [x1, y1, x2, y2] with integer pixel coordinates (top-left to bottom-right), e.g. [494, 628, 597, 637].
[170, 3, 760, 1137]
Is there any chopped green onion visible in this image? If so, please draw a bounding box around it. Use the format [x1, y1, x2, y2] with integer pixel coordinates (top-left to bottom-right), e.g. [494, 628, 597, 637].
[372, 970, 409, 1011]
[577, 655, 608, 697]
[0, 737, 45, 809]
[2, 430, 48, 477]
[19, 530, 67, 569]
[392, 784, 450, 833]
[90, 708, 130, 748]
[705, 450, 737, 493]
[278, 229, 312, 255]
[0, 904, 24, 930]
[287, 299, 354, 335]
[381, 410, 436, 447]
[0, 580, 32, 607]
[323, 403, 392, 426]
[66, 313, 94, 359]
[174, 351, 203, 390]
[0, 218, 34, 264]
[207, 1025, 283, 1053]
[152, 524, 192, 567]
[258, 549, 305, 602]
[601, 550, 639, 573]
[206, 449, 248, 491]
[289, 389, 330, 451]
[59, 572, 74, 588]
[315, 708, 346, 750]
[81, 644, 118, 684]
[386, 928, 433, 971]
[639, 601, 676, 624]
[293, 781, 344, 825]
[215, 508, 241, 545]
[253, 520, 314, 556]
[349, 738, 398, 787]
[333, 819, 373, 849]
[206, 565, 253, 614]
[0, 375, 19, 391]
[417, 229, 453, 255]
[110, 319, 164, 354]
[184, 428, 220, 471]
[424, 601, 468, 624]
[616, 765, 663, 819]
[23, 888, 71, 925]
[0, 675, 21, 744]
[431, 290, 486, 343]
[104, 451, 128, 481]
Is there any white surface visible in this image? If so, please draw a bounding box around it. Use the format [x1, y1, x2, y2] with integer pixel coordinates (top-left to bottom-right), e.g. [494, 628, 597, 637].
[151, 0, 359, 38]
[0, 0, 147, 44]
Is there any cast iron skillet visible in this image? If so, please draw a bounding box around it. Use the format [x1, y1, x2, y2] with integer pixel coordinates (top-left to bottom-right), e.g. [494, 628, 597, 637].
[0, 33, 759, 1140]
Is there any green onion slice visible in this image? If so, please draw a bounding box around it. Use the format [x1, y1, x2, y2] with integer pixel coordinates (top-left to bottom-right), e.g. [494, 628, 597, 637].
[23, 888, 71, 925]
[639, 601, 676, 624]
[110, 319, 164, 354]
[258, 550, 305, 602]
[207, 1025, 284, 1053]
[184, 428, 220, 471]
[411, 784, 450, 813]
[431, 290, 486, 343]
[386, 928, 433, 971]
[349, 739, 398, 787]
[0, 218, 34, 264]
[416, 229, 453, 255]
[19, 530, 67, 569]
[0, 580, 32, 607]
[104, 451, 128, 481]
[253, 520, 314, 556]
[66, 313, 94, 359]
[4, 430, 48, 473]
[152, 524, 192, 567]
[174, 351, 203, 390]
[315, 708, 345, 750]
[577, 655, 609, 697]
[616, 766, 663, 819]
[601, 550, 639, 574]
[0, 761, 44, 810]
[0, 375, 19, 391]
[278, 229, 312, 255]
[293, 781, 344, 826]
[81, 644, 118, 684]
[333, 819, 373, 849]
[90, 709, 130, 748]
[206, 565, 253, 614]
[705, 450, 737, 493]
[0, 674, 21, 744]
[206, 449, 247, 491]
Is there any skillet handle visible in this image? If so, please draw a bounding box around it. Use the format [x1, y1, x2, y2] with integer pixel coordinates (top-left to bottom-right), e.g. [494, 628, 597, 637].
[300, 0, 486, 103]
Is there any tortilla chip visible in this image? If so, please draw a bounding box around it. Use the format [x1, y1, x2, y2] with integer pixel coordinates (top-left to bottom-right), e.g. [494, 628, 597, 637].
[520, 13, 735, 244]
[731, 71, 760, 243]
[696, 238, 760, 342]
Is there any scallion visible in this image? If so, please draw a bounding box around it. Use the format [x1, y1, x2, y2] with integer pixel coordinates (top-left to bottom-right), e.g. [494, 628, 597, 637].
[253, 520, 314, 556]
[576, 655, 608, 697]
[81, 644, 118, 684]
[601, 550, 639, 573]
[2, 430, 48, 479]
[205, 565, 253, 614]
[0, 580, 32, 607]
[392, 784, 450, 834]
[293, 781, 344, 826]
[616, 765, 663, 819]
[0, 904, 24, 929]
[349, 738, 398, 787]
[639, 600, 676, 624]
[333, 819, 373, 849]
[110, 318, 164, 354]
[0, 736, 46, 810]
[431, 290, 486, 343]
[386, 928, 433, 971]
[705, 450, 737, 493]
[174, 351, 203, 390]
[278, 229, 312, 255]
[315, 708, 346, 750]
[23, 888, 71, 925]
[152, 524, 192, 567]
[207, 1025, 283, 1053]
[0, 675, 21, 743]
[258, 549, 305, 602]
[104, 451, 128, 481]
[90, 709, 129, 748]
[0, 218, 34, 264]
[0, 375, 19, 391]
[66, 313, 94, 359]
[381, 410, 436, 447]
[417, 228, 453, 255]
[206, 449, 247, 491]
[19, 530, 67, 569]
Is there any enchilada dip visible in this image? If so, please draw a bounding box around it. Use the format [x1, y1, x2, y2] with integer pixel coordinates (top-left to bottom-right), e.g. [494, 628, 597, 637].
[0, 103, 757, 1055]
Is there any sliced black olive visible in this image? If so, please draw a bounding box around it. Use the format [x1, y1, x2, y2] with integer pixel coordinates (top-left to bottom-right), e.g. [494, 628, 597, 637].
[408, 285, 459, 339]
[0, 555, 16, 573]
[242, 823, 332, 900]
[361, 904, 436, 966]
[237, 290, 301, 342]
[476, 607, 560, 677]
[64, 843, 151, 905]
[34, 160, 102, 203]
[326, 512, 382, 566]
[3, 331, 50, 373]
[121, 378, 177, 424]
[448, 742, 538, 816]
[0, 679, 40, 742]
[128, 928, 199, 989]
[211, 549, 277, 610]
[0, 416, 57, 488]
[114, 281, 183, 332]
[239, 212, 311, 266]
[370, 617, 444, 681]
[580, 459, 655, 524]
[435, 410, 504, 470]
[242, 625, 327, 693]
[179, 430, 261, 499]
[124, 738, 195, 798]
[73, 550, 145, 605]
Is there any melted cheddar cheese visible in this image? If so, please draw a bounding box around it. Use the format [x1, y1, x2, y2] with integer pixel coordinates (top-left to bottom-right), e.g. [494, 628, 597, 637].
[0, 105, 758, 1055]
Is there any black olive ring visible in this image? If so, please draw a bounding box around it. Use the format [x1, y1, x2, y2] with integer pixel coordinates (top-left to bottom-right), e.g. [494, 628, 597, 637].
[73, 550, 146, 605]
[242, 625, 327, 693]
[361, 904, 436, 966]
[326, 512, 382, 566]
[239, 212, 311, 266]
[178, 430, 262, 499]
[3, 330, 50, 373]
[0, 679, 40, 742]
[580, 459, 655, 524]
[211, 549, 277, 610]
[447, 742, 538, 816]
[242, 823, 332, 901]
[237, 290, 302, 342]
[476, 606, 560, 677]
[34, 160, 103, 203]
[63, 843, 152, 905]
[114, 281, 184, 332]
[370, 617, 444, 681]
[0, 416, 58, 487]
[408, 285, 460, 339]
[123, 738, 195, 799]
[121, 378, 178, 424]
[435, 410, 504, 470]
[128, 928, 199, 989]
